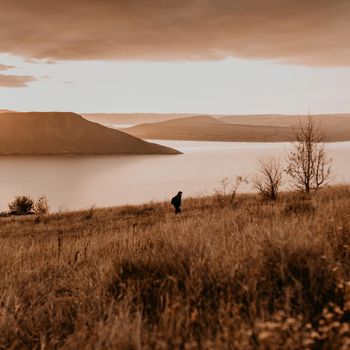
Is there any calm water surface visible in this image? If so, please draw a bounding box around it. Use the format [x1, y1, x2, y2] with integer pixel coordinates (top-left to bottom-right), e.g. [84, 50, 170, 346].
[0, 140, 348, 211]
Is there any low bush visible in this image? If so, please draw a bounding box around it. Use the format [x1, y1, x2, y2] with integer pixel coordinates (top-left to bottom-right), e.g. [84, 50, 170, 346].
[8, 195, 34, 214]
[34, 195, 50, 215]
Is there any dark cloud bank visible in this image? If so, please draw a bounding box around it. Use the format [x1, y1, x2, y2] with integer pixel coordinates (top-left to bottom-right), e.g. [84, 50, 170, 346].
[0, 0, 349, 65]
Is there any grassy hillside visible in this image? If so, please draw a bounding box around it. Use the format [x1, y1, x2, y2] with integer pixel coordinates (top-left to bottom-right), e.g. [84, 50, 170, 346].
[0, 112, 180, 155]
[1, 186, 350, 349]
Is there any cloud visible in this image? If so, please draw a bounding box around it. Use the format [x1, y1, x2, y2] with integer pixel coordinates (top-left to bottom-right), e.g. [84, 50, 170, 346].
[0, 64, 15, 71]
[0, 74, 36, 87]
[0, 0, 349, 66]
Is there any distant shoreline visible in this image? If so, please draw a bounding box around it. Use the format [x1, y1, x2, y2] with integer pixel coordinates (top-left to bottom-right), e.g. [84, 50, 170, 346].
[139, 136, 350, 143]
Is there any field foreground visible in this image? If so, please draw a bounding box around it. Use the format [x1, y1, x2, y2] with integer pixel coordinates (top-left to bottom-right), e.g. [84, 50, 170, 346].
[1, 186, 350, 349]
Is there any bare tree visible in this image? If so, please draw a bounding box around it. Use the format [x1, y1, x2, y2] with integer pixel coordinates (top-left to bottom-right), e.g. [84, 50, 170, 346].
[253, 157, 283, 200]
[286, 116, 333, 193]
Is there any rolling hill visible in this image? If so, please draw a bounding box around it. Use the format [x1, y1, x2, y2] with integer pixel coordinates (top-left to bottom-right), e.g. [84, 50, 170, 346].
[219, 113, 350, 127]
[123, 114, 350, 142]
[219, 114, 350, 141]
[123, 115, 295, 142]
[0, 112, 180, 155]
[82, 113, 192, 125]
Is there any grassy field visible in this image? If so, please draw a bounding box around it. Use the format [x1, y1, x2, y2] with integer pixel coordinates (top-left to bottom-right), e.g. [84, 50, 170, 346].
[1, 186, 350, 349]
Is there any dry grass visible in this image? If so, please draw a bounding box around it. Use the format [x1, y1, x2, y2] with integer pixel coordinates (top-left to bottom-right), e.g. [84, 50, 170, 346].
[1, 186, 350, 349]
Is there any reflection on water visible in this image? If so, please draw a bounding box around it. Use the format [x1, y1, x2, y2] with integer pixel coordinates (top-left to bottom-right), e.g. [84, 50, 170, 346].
[108, 123, 135, 129]
[0, 140, 348, 211]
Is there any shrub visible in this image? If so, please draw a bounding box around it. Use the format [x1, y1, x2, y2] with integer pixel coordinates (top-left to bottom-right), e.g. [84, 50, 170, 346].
[253, 157, 283, 200]
[8, 195, 34, 214]
[215, 175, 248, 207]
[34, 195, 50, 215]
[84, 205, 95, 220]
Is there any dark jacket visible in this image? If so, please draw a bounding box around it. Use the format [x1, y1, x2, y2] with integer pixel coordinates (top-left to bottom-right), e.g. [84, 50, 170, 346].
[171, 193, 182, 207]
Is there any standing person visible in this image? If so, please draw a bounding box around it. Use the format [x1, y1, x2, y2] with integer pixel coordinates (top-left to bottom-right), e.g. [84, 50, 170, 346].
[171, 191, 182, 214]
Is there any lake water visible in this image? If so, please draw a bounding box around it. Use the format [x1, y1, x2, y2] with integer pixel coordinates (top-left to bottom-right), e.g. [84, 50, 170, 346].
[0, 140, 348, 212]
[107, 123, 135, 129]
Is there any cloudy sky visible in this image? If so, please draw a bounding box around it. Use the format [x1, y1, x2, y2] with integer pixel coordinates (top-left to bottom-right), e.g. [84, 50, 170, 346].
[0, 0, 349, 114]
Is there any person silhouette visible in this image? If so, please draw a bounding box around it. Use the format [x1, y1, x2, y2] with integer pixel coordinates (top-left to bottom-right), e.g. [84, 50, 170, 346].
[171, 191, 182, 214]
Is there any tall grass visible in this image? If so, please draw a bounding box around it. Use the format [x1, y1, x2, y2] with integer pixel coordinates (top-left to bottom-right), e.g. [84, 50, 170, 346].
[1, 186, 350, 349]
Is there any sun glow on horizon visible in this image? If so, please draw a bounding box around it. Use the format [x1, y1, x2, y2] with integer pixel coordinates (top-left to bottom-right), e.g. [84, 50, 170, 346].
[0, 54, 349, 115]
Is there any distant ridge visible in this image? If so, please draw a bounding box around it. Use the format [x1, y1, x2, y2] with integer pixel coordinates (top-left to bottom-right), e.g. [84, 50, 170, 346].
[123, 114, 350, 142]
[150, 115, 225, 127]
[218, 114, 350, 127]
[82, 113, 193, 125]
[123, 115, 294, 142]
[0, 112, 181, 155]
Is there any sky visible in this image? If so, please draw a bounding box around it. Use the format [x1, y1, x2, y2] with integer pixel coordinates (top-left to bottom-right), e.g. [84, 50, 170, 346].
[0, 0, 349, 114]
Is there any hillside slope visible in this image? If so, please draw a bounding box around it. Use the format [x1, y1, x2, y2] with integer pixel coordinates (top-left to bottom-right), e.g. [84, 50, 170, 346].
[0, 112, 180, 155]
[1, 186, 350, 348]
